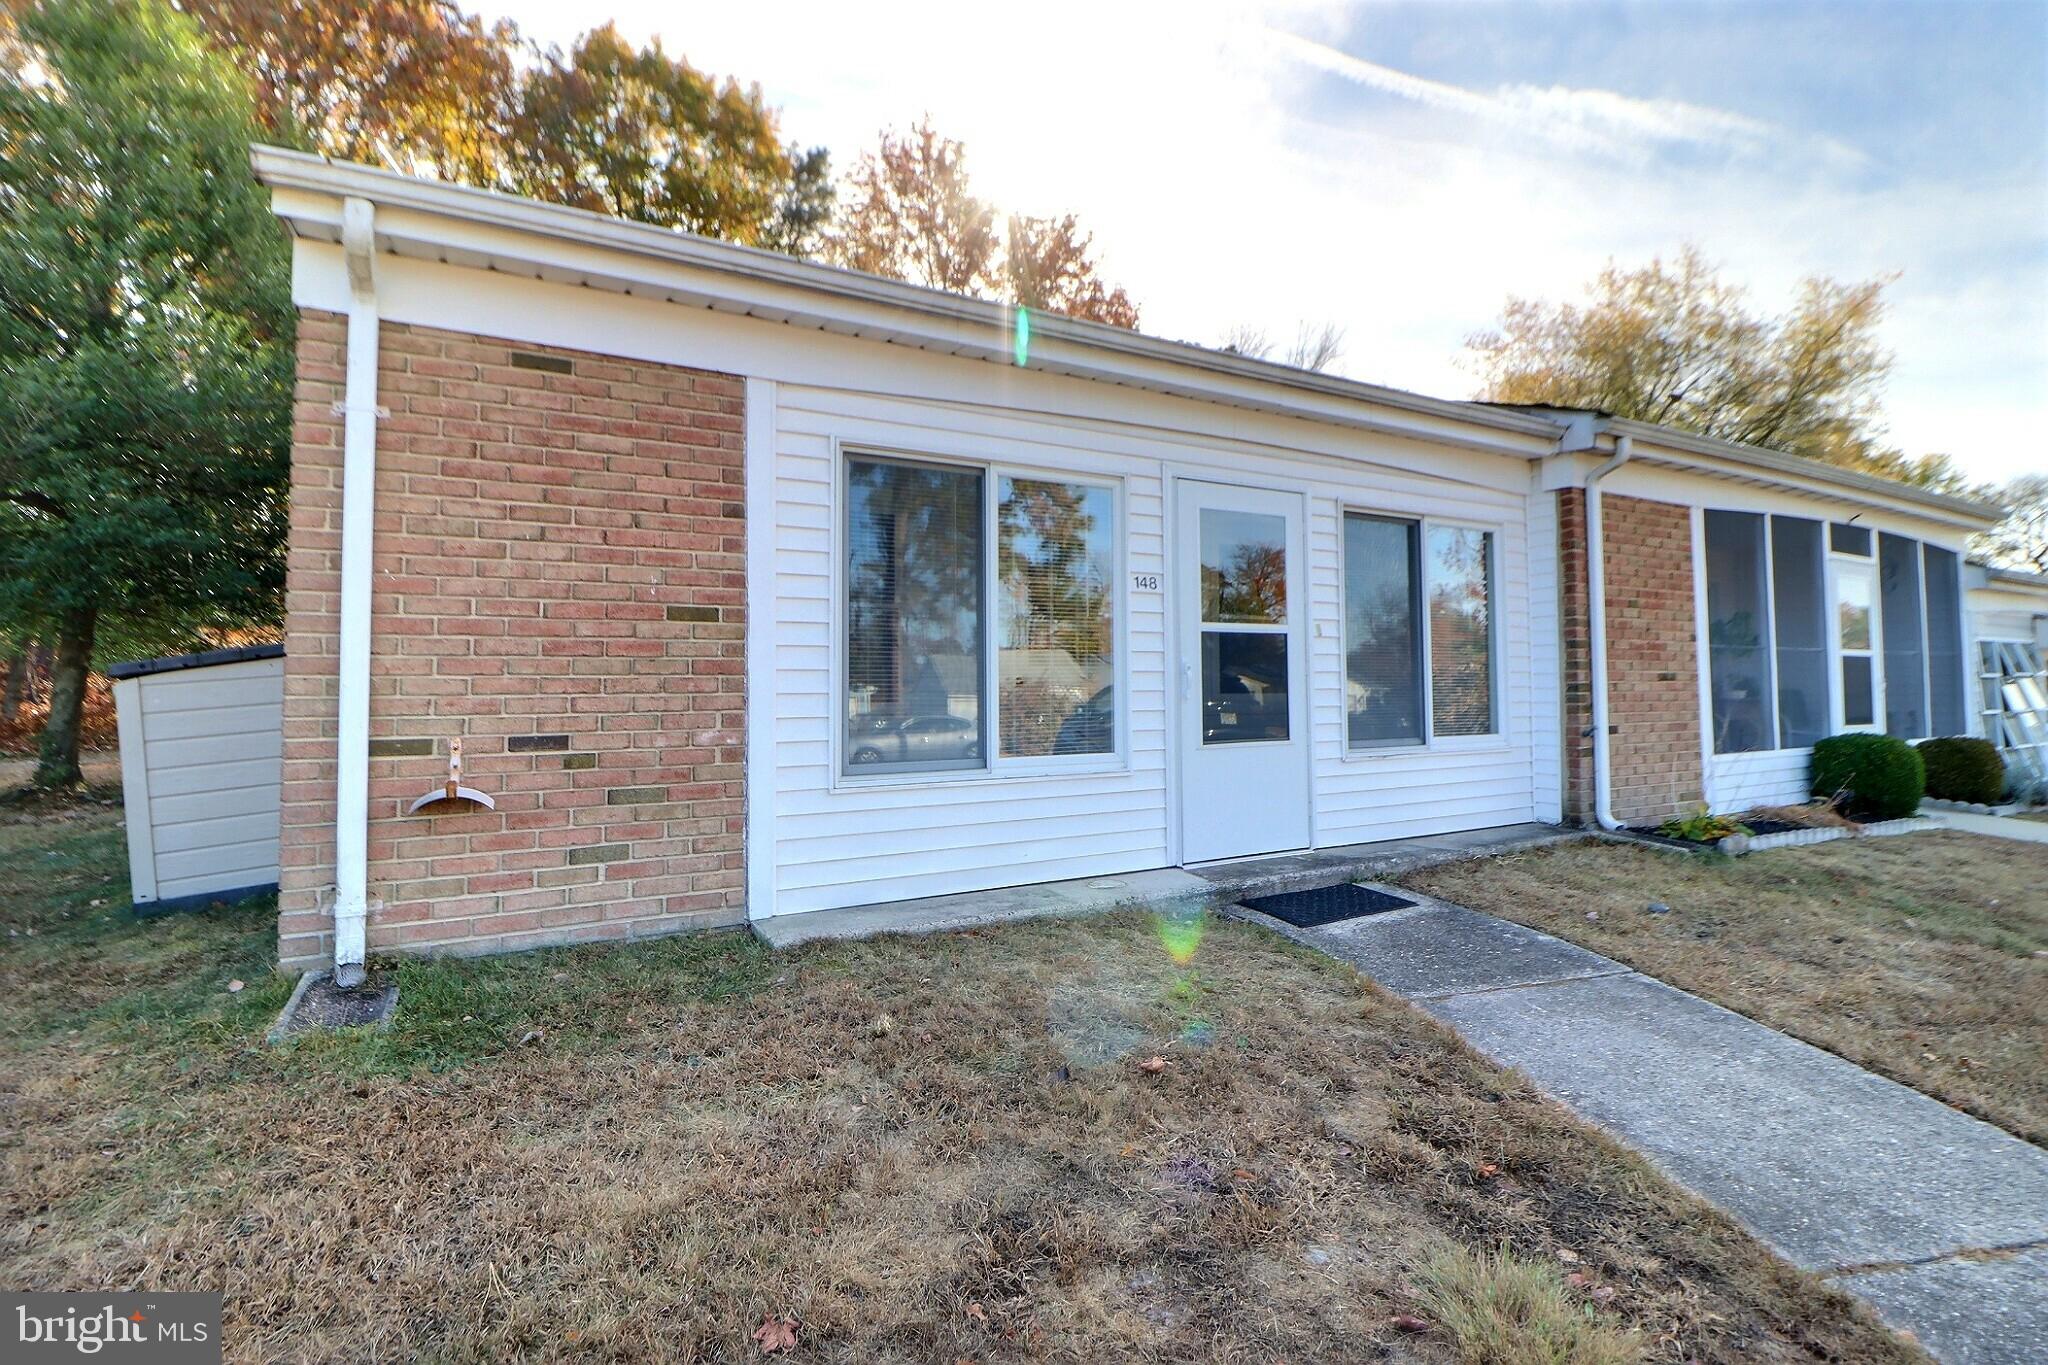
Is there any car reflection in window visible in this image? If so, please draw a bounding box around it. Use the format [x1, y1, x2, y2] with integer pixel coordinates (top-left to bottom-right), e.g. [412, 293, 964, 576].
[1052, 686, 1114, 755]
[1203, 634, 1289, 743]
[847, 713, 981, 767]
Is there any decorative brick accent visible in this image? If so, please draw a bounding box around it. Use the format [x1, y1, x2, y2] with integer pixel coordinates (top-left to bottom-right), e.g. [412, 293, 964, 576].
[276, 313, 746, 971]
[1558, 490, 1705, 826]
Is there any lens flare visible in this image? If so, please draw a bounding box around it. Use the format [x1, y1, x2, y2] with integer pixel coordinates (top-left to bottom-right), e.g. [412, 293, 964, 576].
[1012, 305, 1031, 367]
[1154, 904, 1205, 966]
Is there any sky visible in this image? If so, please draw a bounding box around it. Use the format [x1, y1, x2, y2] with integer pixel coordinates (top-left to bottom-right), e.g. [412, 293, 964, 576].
[485, 0, 2048, 485]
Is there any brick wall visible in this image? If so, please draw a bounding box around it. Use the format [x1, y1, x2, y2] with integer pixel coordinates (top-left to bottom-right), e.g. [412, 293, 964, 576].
[1558, 490, 1704, 826]
[278, 312, 747, 971]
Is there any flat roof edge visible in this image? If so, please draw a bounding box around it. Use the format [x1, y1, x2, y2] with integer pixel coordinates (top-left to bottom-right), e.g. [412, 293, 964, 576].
[107, 643, 284, 680]
[248, 146, 1567, 447]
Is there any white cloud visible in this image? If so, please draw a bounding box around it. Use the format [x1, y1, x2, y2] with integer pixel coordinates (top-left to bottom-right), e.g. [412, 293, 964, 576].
[485, 0, 2043, 485]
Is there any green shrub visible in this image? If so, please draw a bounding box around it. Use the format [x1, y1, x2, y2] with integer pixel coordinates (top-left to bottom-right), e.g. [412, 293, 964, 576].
[1811, 733, 1925, 820]
[1915, 737, 2006, 805]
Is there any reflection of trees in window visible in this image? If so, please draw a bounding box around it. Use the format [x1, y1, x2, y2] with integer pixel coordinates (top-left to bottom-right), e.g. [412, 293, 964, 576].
[1203, 545, 1286, 622]
[998, 478, 1113, 756]
[846, 460, 983, 735]
[1429, 527, 1493, 737]
[1343, 514, 1423, 746]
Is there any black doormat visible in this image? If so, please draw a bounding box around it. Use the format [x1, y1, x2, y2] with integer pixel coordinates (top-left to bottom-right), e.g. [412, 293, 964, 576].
[1238, 883, 1416, 929]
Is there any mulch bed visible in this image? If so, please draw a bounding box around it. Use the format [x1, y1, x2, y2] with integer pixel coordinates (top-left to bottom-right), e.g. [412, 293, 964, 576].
[1624, 817, 1804, 849]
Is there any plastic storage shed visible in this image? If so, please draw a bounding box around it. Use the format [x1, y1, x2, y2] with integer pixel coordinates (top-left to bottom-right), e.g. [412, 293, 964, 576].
[109, 644, 284, 913]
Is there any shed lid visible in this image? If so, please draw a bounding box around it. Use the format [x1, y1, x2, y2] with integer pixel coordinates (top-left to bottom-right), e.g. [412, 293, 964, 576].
[106, 643, 284, 680]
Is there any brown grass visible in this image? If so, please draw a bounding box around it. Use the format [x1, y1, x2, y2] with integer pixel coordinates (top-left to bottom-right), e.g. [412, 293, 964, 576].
[1407, 832, 2048, 1146]
[0, 811, 1919, 1363]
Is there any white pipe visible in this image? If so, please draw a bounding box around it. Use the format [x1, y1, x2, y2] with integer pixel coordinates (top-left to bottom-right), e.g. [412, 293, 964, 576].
[333, 196, 379, 987]
[1585, 434, 1633, 832]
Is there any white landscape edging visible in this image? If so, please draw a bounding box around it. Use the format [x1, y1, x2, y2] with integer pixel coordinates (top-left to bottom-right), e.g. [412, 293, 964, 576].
[1919, 797, 2046, 818]
[1716, 816, 1939, 856]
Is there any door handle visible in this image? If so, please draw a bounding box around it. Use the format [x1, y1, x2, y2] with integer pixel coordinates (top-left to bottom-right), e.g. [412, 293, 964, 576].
[1180, 659, 1193, 701]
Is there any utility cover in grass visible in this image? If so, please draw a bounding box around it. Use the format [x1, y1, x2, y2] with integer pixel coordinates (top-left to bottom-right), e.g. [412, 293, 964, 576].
[1239, 883, 1416, 929]
[268, 973, 398, 1042]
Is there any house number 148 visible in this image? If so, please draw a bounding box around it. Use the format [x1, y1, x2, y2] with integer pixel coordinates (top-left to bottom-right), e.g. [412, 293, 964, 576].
[1131, 572, 1161, 592]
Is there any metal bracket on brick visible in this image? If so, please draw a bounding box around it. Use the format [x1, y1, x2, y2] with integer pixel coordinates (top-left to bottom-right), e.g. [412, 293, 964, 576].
[405, 737, 496, 815]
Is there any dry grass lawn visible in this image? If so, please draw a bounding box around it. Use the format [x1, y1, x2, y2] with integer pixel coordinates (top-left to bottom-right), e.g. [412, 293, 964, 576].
[1407, 832, 2048, 1147]
[0, 805, 1919, 1363]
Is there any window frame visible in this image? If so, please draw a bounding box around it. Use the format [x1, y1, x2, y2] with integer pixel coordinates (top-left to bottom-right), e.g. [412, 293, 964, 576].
[1826, 548, 1884, 735]
[1338, 506, 1504, 756]
[832, 441, 1129, 789]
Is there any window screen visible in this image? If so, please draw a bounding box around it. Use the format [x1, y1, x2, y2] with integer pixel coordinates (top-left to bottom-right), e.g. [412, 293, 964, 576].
[844, 458, 985, 773]
[1705, 511, 1774, 753]
[1830, 522, 1872, 556]
[1343, 514, 1424, 747]
[1427, 526, 1495, 737]
[1770, 517, 1828, 748]
[1922, 545, 1965, 735]
[997, 478, 1114, 757]
[1879, 532, 1926, 737]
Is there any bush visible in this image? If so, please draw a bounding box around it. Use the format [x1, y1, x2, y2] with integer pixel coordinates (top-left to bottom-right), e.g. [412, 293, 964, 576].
[1811, 733, 1924, 820]
[1916, 737, 2006, 805]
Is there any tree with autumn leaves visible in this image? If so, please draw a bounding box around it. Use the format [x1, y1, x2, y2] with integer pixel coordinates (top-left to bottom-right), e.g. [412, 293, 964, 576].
[177, 6, 1133, 310]
[827, 119, 1139, 326]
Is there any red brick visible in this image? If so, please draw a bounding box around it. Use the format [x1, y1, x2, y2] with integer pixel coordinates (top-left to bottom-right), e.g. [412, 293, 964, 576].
[277, 315, 747, 970]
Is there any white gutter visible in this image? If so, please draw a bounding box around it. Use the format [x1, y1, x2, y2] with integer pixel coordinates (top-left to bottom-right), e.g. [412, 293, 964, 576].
[332, 196, 379, 987]
[247, 146, 1565, 459]
[1584, 434, 1634, 832]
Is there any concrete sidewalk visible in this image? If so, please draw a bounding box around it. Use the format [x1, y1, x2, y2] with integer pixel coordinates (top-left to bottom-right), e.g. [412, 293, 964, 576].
[1926, 809, 2048, 844]
[1235, 891, 2048, 1365]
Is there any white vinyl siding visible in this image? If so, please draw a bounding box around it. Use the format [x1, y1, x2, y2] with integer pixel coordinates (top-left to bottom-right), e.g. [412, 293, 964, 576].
[762, 382, 1546, 917]
[114, 655, 284, 906]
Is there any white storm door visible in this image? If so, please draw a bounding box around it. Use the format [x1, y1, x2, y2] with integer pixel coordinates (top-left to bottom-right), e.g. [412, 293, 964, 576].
[1176, 479, 1312, 862]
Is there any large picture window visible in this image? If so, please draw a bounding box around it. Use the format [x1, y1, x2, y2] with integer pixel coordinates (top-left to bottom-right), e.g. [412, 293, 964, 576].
[1341, 513, 1494, 748]
[845, 457, 986, 773]
[844, 454, 1117, 777]
[1429, 526, 1495, 737]
[1342, 515, 1424, 746]
[998, 476, 1115, 757]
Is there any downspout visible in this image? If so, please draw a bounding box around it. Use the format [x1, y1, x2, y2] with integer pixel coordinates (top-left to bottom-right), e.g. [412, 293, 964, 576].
[333, 197, 379, 988]
[1584, 434, 1633, 832]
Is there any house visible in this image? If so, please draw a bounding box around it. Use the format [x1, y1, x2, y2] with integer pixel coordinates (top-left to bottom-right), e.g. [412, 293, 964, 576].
[1966, 561, 2048, 791]
[248, 146, 2006, 981]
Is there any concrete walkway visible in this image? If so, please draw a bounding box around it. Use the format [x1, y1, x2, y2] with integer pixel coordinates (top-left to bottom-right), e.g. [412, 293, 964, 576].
[1926, 808, 2048, 844]
[1235, 889, 2048, 1365]
[755, 822, 1567, 947]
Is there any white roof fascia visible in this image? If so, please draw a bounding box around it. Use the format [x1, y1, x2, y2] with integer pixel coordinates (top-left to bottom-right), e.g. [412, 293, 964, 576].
[251, 147, 2014, 531]
[1603, 418, 2004, 531]
[254, 147, 1565, 461]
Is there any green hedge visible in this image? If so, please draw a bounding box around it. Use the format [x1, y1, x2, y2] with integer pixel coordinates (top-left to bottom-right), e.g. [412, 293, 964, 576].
[1811, 733, 1924, 820]
[1916, 737, 2005, 805]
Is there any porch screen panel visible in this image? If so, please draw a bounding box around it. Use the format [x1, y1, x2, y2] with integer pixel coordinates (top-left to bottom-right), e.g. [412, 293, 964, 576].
[1342, 514, 1424, 747]
[997, 477, 1115, 757]
[1922, 545, 1965, 735]
[1879, 532, 1926, 737]
[1770, 516, 1828, 748]
[1704, 511, 1774, 753]
[1427, 526, 1495, 737]
[844, 457, 986, 773]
